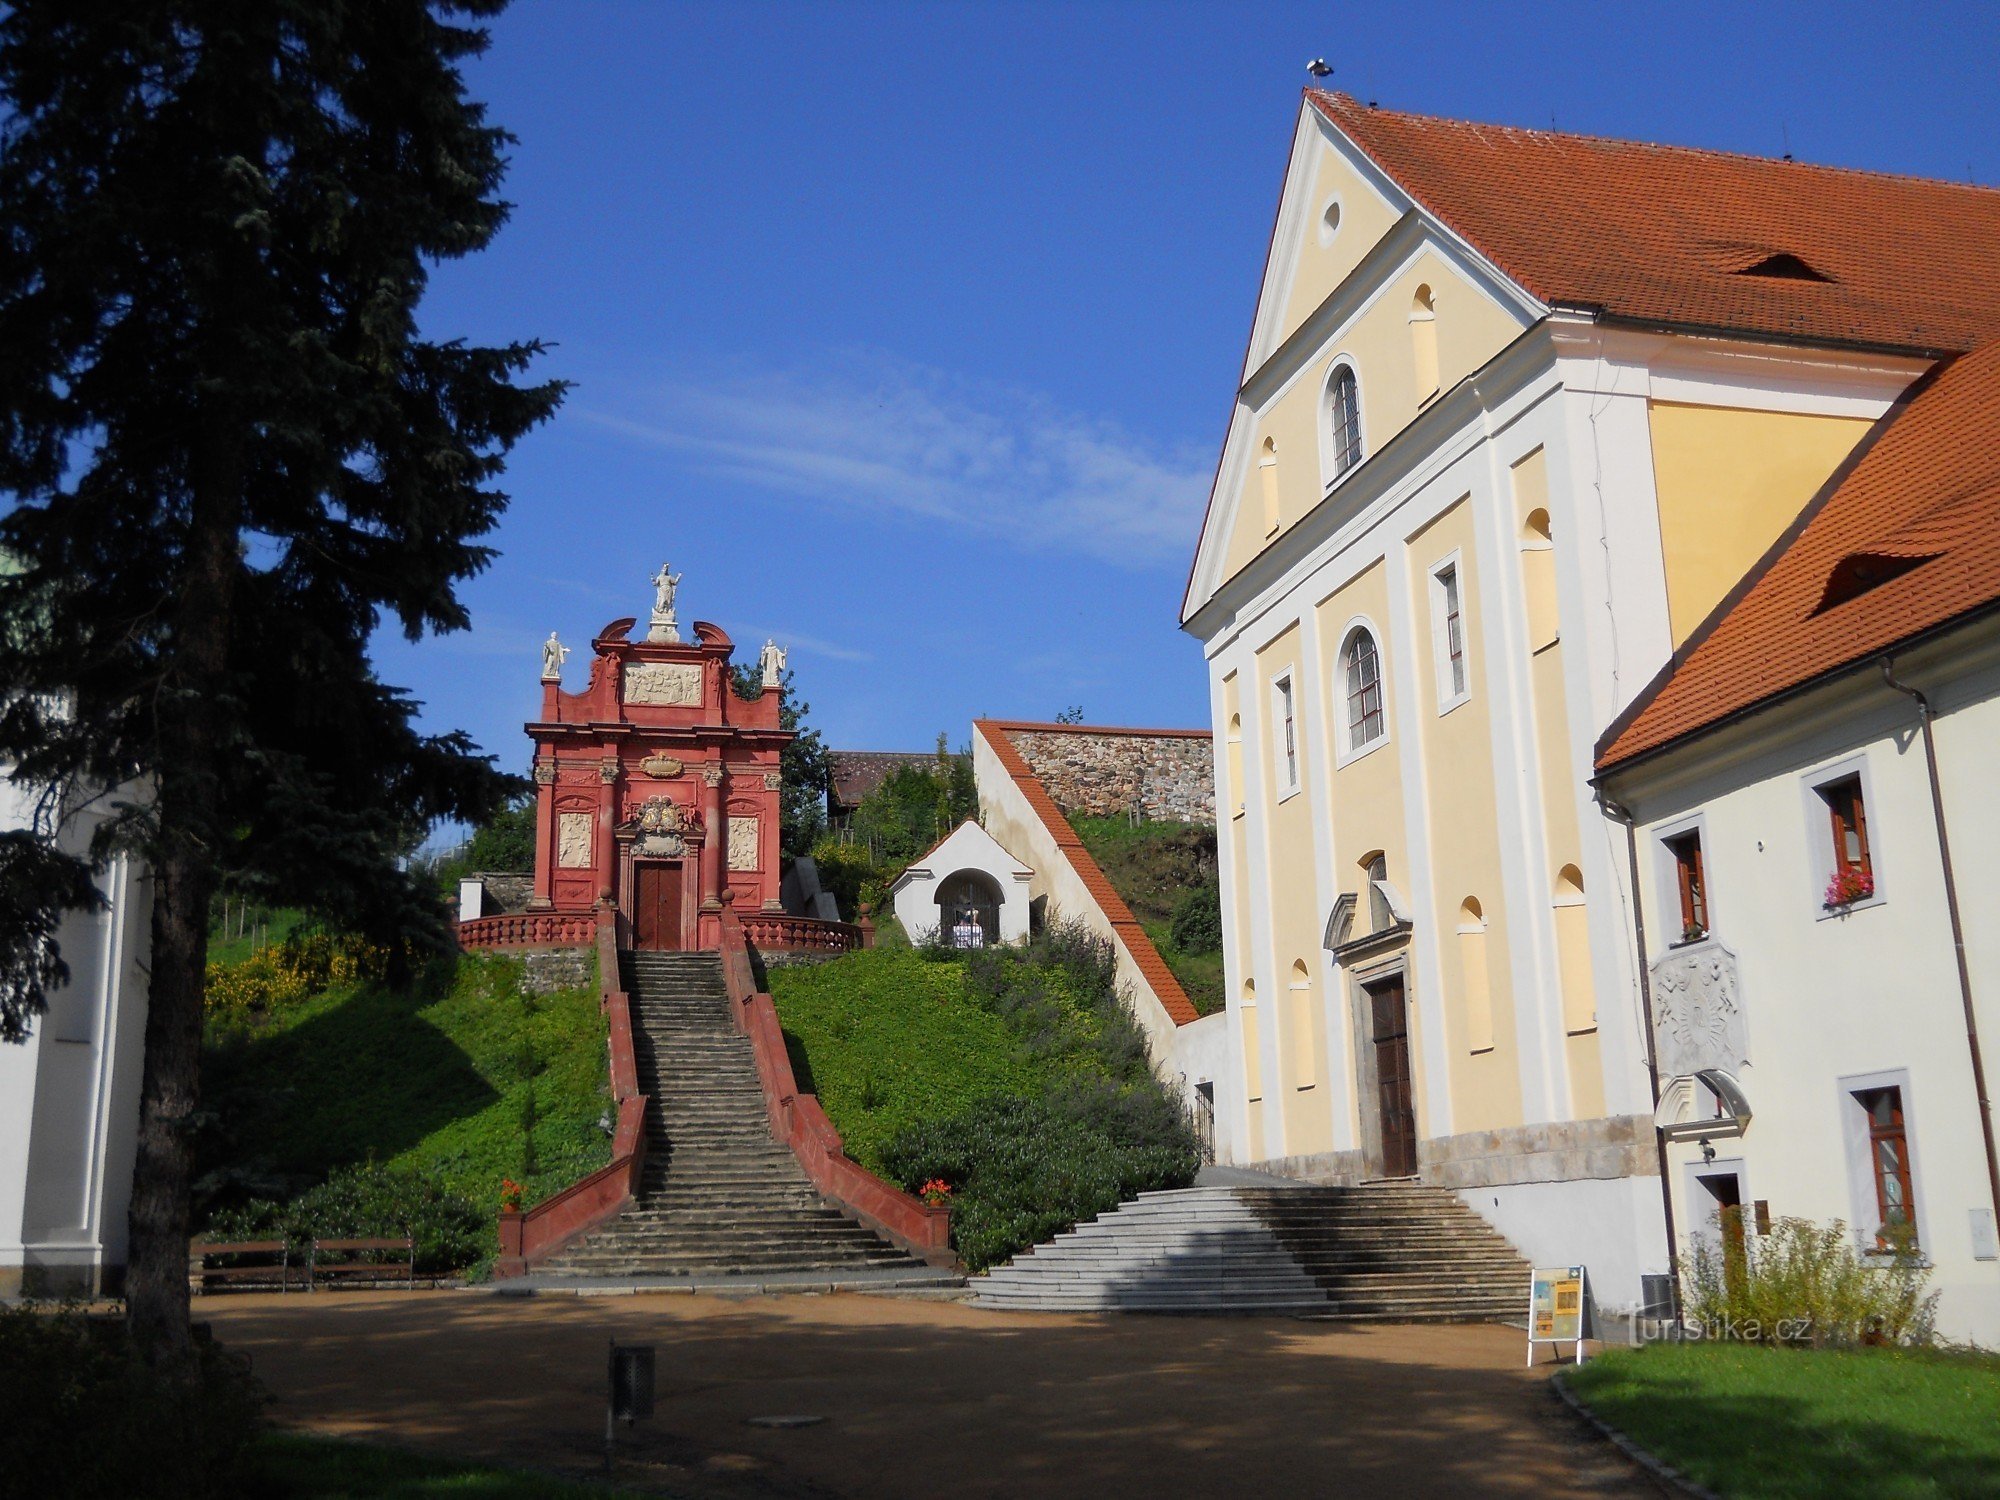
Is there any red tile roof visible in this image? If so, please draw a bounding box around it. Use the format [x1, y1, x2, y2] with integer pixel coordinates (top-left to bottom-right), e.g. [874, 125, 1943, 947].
[1597, 340, 2000, 771]
[975, 723, 1201, 1027]
[1310, 92, 2000, 355]
[826, 750, 937, 811]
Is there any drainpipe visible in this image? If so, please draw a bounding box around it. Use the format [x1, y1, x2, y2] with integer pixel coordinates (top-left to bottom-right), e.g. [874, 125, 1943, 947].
[1879, 657, 2000, 1234]
[1601, 793, 1683, 1330]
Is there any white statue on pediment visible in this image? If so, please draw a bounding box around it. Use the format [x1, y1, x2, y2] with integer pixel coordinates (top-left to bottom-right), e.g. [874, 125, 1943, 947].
[759, 638, 787, 689]
[541, 631, 569, 682]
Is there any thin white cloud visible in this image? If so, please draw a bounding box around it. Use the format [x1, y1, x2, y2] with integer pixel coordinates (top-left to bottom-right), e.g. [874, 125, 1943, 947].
[578, 353, 1210, 569]
[737, 625, 874, 664]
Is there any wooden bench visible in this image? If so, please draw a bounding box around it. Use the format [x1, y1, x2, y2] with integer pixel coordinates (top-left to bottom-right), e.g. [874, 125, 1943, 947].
[308, 1235, 416, 1289]
[188, 1239, 295, 1294]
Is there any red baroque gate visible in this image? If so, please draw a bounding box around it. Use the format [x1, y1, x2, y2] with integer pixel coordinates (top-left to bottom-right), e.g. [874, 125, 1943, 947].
[524, 607, 788, 952]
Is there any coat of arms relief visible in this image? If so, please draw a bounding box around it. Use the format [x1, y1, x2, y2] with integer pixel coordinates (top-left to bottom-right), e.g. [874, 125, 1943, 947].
[1649, 939, 1749, 1080]
[633, 795, 700, 858]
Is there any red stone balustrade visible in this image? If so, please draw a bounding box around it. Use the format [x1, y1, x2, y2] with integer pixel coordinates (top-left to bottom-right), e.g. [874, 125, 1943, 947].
[717, 896, 953, 1266]
[495, 917, 648, 1275]
[458, 911, 597, 950]
[738, 911, 864, 953]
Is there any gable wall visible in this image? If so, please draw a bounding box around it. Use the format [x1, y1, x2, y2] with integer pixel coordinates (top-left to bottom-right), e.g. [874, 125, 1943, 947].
[1223, 242, 1530, 584]
[1648, 402, 1875, 643]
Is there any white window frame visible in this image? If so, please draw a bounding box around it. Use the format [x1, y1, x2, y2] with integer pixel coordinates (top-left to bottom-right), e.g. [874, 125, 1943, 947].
[1800, 753, 1887, 921]
[1836, 1067, 1930, 1259]
[1426, 551, 1471, 715]
[1269, 666, 1300, 802]
[1332, 618, 1390, 768]
[1319, 356, 1365, 493]
[1317, 193, 1344, 248]
[1650, 810, 1713, 947]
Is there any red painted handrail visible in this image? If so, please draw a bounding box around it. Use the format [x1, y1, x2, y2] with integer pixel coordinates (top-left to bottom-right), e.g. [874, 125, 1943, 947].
[458, 911, 597, 950]
[738, 912, 862, 953]
[495, 915, 648, 1275]
[717, 895, 953, 1266]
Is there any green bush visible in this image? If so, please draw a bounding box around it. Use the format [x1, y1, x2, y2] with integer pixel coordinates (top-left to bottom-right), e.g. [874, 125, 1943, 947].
[880, 1085, 1201, 1272]
[1683, 1214, 1938, 1347]
[206, 1161, 489, 1274]
[197, 949, 610, 1265]
[774, 921, 1201, 1271]
[0, 1304, 264, 1500]
[808, 836, 883, 919]
[1168, 880, 1223, 954]
[764, 948, 1041, 1171]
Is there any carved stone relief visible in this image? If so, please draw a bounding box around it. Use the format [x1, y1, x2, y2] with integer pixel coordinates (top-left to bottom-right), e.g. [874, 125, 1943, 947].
[1650, 940, 1749, 1079]
[622, 661, 703, 707]
[556, 812, 594, 869]
[763, 771, 783, 791]
[728, 817, 760, 872]
[641, 755, 684, 779]
[532, 761, 556, 785]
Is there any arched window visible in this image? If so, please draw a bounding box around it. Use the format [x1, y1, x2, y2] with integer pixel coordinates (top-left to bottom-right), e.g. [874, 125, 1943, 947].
[1553, 864, 1594, 1035]
[1410, 284, 1439, 402]
[1327, 364, 1363, 478]
[1258, 437, 1280, 537]
[1362, 852, 1392, 932]
[1457, 897, 1495, 1053]
[1342, 628, 1385, 752]
[1239, 977, 1262, 1104]
[1226, 710, 1244, 817]
[1287, 959, 1317, 1090]
[1521, 505, 1558, 651]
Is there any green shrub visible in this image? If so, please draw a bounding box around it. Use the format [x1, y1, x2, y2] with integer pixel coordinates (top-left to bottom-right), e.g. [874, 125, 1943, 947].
[207, 1161, 488, 1275]
[767, 948, 1040, 1171]
[808, 836, 884, 919]
[1168, 880, 1223, 954]
[1683, 1214, 1938, 1347]
[197, 950, 609, 1237]
[0, 1304, 264, 1500]
[880, 1085, 1200, 1271]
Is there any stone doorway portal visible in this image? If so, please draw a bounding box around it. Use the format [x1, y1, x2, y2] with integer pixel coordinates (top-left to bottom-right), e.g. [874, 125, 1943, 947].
[1367, 974, 1418, 1178]
[633, 862, 686, 951]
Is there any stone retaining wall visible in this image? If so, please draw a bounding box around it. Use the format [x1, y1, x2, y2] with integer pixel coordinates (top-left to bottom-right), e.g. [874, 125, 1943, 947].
[522, 947, 594, 995]
[1004, 729, 1214, 823]
[1256, 1114, 1658, 1189]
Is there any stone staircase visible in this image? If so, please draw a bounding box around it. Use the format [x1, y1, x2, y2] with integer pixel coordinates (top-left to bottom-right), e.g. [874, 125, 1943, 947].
[537, 951, 953, 1285]
[971, 1181, 1527, 1319]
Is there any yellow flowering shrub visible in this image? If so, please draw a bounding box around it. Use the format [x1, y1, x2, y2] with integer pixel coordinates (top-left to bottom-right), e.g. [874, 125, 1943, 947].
[203, 932, 399, 1033]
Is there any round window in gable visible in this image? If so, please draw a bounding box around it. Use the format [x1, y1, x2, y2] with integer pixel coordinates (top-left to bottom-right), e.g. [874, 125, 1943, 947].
[1319, 198, 1342, 246]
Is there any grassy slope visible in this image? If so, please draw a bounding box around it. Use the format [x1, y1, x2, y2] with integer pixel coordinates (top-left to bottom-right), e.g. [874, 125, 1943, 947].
[766, 948, 1043, 1173]
[1566, 1343, 2000, 1500]
[206, 907, 313, 968]
[1067, 815, 1224, 1017]
[200, 950, 610, 1208]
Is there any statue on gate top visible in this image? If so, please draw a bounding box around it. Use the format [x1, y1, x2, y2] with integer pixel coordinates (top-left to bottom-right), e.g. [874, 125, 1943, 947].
[648, 562, 683, 643]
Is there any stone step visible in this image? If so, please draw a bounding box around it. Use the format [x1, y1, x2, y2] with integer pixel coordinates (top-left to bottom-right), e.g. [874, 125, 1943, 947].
[972, 1182, 1529, 1320]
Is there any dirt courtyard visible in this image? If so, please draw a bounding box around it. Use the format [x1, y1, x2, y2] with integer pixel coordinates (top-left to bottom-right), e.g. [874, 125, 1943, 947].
[202, 1289, 1657, 1498]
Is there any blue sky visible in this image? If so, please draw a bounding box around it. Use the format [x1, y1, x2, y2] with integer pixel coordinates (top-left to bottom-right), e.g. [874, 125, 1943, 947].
[379, 0, 2000, 785]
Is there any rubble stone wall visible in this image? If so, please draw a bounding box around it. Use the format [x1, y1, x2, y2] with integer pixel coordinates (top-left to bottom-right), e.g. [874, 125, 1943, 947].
[1005, 730, 1214, 824]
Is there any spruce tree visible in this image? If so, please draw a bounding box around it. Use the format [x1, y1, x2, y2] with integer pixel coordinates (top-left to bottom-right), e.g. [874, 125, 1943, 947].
[0, 1, 563, 1363]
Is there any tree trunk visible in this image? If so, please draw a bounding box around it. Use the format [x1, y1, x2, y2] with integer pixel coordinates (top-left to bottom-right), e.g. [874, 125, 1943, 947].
[124, 411, 243, 1368]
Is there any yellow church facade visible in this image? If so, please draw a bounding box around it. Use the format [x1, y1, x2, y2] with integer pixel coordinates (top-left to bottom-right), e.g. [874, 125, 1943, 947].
[1180, 93, 1966, 1309]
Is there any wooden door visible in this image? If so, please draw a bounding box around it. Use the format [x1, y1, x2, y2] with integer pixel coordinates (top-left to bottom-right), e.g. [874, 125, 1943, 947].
[1369, 977, 1418, 1178]
[633, 863, 684, 951]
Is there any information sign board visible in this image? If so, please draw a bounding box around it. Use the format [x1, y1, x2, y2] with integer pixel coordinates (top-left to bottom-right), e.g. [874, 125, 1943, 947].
[1527, 1265, 1587, 1366]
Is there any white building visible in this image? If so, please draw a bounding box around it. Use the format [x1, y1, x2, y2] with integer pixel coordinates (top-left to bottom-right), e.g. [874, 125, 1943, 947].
[0, 781, 153, 1298]
[1178, 91, 2000, 1320]
[1596, 343, 2000, 1343]
[889, 819, 1033, 947]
